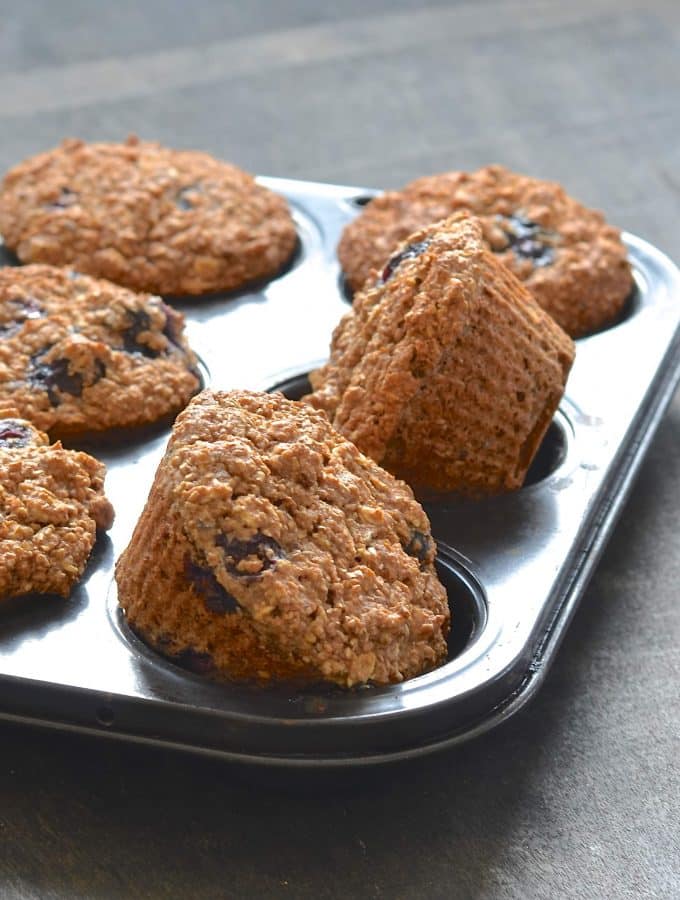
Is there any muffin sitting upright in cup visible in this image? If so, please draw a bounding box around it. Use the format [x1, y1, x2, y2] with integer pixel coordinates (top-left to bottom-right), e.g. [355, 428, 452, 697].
[0, 136, 298, 296]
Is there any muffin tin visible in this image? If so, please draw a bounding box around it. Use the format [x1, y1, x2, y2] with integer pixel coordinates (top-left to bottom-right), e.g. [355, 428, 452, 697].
[1, 176, 679, 767]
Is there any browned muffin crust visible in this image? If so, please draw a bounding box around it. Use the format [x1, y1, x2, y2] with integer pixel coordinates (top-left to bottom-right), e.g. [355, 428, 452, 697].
[0, 137, 298, 296]
[0, 264, 200, 437]
[116, 389, 449, 687]
[338, 165, 633, 338]
[0, 414, 113, 600]
[308, 213, 575, 494]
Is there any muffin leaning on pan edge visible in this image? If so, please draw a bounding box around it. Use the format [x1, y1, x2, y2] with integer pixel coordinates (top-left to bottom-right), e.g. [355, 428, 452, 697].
[308, 212, 575, 495]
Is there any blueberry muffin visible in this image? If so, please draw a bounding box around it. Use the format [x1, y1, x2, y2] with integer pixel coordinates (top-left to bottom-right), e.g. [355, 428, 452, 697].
[308, 213, 575, 495]
[0, 264, 200, 437]
[0, 136, 298, 296]
[338, 164, 633, 338]
[0, 414, 113, 600]
[116, 390, 449, 687]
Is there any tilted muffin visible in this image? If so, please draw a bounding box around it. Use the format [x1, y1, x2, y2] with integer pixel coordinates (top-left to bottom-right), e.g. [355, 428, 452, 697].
[0, 136, 298, 296]
[338, 164, 633, 338]
[0, 264, 200, 437]
[308, 213, 575, 495]
[0, 414, 113, 600]
[116, 390, 449, 687]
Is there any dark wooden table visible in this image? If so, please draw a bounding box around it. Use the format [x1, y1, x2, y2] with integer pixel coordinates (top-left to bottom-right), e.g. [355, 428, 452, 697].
[1, 2, 678, 897]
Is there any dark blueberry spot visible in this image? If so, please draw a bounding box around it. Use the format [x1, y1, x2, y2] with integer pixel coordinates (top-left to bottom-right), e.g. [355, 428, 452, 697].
[380, 239, 432, 285]
[403, 530, 433, 566]
[204, 594, 236, 614]
[29, 354, 83, 407]
[0, 296, 43, 338]
[0, 419, 32, 448]
[184, 556, 240, 614]
[15, 296, 42, 318]
[0, 321, 22, 339]
[515, 238, 546, 259]
[160, 302, 184, 350]
[121, 308, 161, 359]
[504, 214, 538, 239]
[173, 648, 215, 675]
[174, 184, 202, 211]
[27, 348, 105, 407]
[496, 213, 556, 267]
[216, 533, 284, 578]
[45, 187, 78, 210]
[93, 358, 107, 382]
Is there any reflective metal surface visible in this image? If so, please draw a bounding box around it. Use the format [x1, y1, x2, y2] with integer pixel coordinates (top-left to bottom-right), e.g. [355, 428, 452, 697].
[1, 177, 679, 766]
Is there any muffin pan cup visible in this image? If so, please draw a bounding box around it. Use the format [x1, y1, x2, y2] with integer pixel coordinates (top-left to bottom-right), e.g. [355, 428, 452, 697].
[1, 177, 680, 767]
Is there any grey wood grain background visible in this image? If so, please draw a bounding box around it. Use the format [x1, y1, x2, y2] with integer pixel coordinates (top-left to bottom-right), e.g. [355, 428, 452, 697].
[1, 2, 678, 898]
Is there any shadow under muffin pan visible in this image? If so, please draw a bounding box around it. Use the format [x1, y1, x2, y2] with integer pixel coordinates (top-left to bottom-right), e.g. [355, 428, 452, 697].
[1, 176, 680, 767]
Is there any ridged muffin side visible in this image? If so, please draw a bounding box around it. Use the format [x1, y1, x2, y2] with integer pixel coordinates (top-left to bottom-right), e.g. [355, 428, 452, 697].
[308, 213, 575, 494]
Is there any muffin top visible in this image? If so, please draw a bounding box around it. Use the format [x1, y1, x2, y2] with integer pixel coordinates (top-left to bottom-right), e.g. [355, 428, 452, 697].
[0, 414, 113, 599]
[0, 264, 200, 436]
[156, 389, 450, 686]
[338, 164, 633, 337]
[0, 136, 298, 296]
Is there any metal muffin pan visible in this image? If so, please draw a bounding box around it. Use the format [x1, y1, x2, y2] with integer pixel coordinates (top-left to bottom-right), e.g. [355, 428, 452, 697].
[1, 176, 679, 767]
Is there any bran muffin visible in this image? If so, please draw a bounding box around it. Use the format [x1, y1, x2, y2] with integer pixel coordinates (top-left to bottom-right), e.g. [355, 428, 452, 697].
[308, 213, 575, 494]
[338, 165, 633, 338]
[0, 264, 200, 437]
[0, 136, 298, 296]
[0, 415, 113, 600]
[116, 389, 449, 687]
